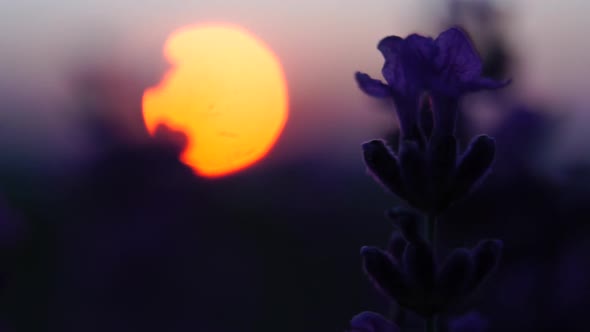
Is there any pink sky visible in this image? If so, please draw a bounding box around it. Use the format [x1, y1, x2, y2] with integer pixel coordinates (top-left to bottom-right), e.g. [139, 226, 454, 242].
[1, 0, 589, 166]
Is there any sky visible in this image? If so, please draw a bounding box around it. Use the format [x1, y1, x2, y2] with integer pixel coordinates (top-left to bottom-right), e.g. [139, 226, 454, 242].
[1, 0, 590, 169]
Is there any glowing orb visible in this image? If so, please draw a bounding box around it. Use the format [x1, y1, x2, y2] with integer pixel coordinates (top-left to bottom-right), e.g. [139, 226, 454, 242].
[142, 24, 288, 177]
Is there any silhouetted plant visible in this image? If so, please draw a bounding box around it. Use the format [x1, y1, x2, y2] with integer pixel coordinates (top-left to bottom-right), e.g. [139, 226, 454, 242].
[350, 27, 507, 332]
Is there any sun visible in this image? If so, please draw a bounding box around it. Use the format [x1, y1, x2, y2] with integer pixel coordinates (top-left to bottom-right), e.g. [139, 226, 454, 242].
[142, 24, 288, 178]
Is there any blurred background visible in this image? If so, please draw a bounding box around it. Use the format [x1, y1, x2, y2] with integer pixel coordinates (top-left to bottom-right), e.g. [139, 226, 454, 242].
[1, 0, 589, 331]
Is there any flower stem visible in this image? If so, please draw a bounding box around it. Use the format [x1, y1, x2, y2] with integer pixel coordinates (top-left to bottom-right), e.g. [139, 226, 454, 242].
[425, 316, 437, 332]
[425, 214, 437, 252]
[425, 214, 438, 332]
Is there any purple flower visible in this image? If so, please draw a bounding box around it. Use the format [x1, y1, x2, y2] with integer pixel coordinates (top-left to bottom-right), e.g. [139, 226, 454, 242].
[430, 28, 510, 96]
[361, 215, 503, 316]
[356, 27, 509, 137]
[349, 311, 400, 332]
[362, 135, 495, 214]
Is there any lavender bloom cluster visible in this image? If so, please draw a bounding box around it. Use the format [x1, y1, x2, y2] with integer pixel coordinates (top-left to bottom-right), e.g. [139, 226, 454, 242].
[349, 27, 508, 332]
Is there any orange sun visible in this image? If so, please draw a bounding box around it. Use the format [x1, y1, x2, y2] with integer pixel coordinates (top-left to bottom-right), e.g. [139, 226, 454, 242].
[142, 24, 288, 178]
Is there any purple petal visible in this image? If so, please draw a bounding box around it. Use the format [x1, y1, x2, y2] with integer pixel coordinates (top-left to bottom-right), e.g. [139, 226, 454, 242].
[377, 35, 404, 59]
[362, 140, 405, 198]
[350, 311, 400, 332]
[469, 239, 503, 291]
[403, 35, 437, 85]
[435, 248, 474, 303]
[405, 34, 437, 61]
[361, 246, 409, 301]
[381, 59, 406, 93]
[435, 27, 483, 83]
[381, 34, 435, 93]
[378, 36, 411, 92]
[355, 72, 391, 98]
[387, 231, 407, 263]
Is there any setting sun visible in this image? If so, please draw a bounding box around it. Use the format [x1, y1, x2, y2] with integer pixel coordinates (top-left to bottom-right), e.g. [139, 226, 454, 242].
[142, 24, 288, 177]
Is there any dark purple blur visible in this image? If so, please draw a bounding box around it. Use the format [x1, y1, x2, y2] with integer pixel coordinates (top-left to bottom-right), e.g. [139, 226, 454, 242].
[0, 1, 589, 331]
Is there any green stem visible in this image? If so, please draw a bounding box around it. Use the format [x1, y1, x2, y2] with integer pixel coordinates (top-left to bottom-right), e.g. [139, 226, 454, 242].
[425, 316, 437, 332]
[425, 214, 437, 252]
[424, 214, 437, 332]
